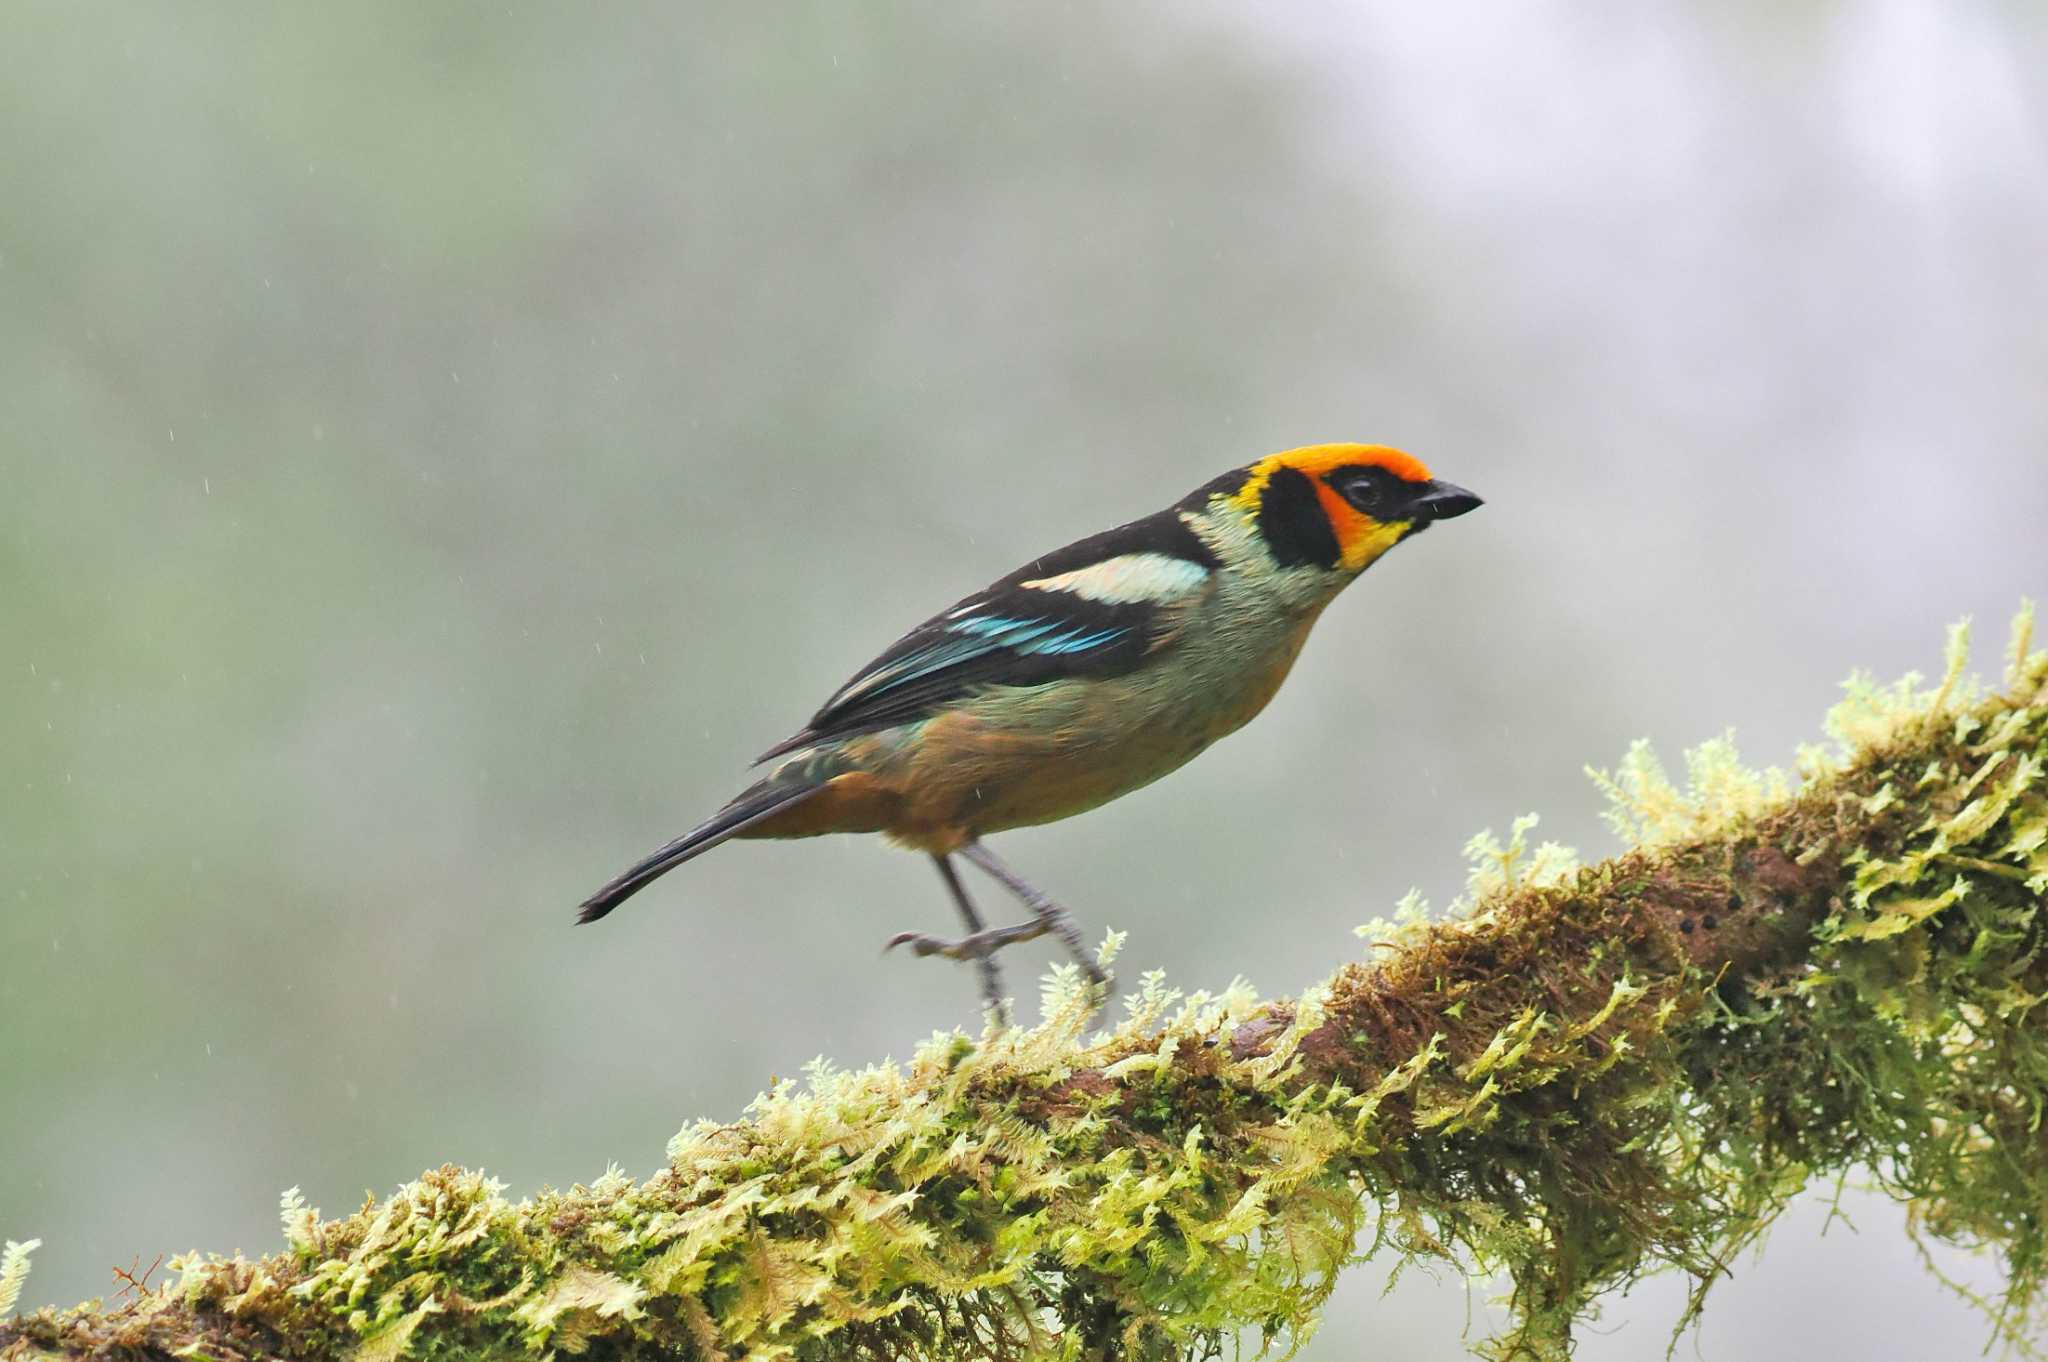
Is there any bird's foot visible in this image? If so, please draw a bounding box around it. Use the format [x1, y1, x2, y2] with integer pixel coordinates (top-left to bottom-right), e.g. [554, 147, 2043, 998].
[888, 917, 1110, 993]
[886, 918, 1050, 961]
[1045, 910, 1111, 990]
[888, 920, 1050, 1027]
[891, 841, 1115, 1023]
[954, 840, 1110, 989]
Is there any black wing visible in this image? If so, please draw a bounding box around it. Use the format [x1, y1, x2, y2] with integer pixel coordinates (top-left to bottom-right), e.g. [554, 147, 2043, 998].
[756, 507, 1219, 761]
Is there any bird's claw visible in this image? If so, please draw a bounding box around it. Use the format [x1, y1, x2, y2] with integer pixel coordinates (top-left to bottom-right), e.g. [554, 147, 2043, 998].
[884, 930, 952, 959]
[885, 919, 1050, 961]
[885, 923, 1112, 1002]
[896, 845, 1113, 1024]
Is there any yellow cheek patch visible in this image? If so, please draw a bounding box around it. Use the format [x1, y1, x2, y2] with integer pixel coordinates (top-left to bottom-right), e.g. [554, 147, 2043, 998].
[1348, 518, 1414, 570]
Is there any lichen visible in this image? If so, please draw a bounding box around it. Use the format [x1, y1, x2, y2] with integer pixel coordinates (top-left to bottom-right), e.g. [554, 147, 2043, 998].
[4, 606, 2046, 1362]
[0, 1243, 38, 1321]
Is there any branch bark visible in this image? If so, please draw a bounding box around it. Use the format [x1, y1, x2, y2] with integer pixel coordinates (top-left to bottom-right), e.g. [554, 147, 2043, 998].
[6, 620, 2047, 1361]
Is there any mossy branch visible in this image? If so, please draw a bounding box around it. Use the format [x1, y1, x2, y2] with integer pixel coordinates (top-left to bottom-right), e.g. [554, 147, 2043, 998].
[7, 611, 2048, 1362]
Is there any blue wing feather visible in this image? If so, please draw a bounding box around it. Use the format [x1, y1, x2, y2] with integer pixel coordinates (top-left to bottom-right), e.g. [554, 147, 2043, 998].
[823, 611, 1134, 712]
[753, 506, 1214, 762]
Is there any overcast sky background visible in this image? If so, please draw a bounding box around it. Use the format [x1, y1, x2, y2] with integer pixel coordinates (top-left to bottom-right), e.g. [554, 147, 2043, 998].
[5, 3, 2047, 1356]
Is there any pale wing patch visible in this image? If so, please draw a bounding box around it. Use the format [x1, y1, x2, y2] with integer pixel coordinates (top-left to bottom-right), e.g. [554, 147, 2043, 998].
[1020, 552, 1210, 604]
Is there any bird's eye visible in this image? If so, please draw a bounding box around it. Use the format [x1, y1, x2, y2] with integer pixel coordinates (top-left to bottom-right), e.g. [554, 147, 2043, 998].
[1334, 469, 1393, 516]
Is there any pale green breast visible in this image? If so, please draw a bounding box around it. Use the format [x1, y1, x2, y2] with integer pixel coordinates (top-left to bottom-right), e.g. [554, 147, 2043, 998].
[890, 573, 1330, 833]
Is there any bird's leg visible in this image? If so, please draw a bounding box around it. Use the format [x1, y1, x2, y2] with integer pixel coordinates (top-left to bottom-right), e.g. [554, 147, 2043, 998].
[885, 857, 1041, 1023]
[958, 840, 1110, 988]
[885, 844, 1110, 1008]
[940, 857, 1015, 1024]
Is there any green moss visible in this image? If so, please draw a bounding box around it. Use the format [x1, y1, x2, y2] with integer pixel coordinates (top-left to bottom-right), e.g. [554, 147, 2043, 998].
[4, 608, 2046, 1361]
[0, 1243, 38, 1322]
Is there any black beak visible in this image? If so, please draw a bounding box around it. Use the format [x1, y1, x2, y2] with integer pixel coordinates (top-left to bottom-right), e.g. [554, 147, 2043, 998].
[1412, 479, 1483, 522]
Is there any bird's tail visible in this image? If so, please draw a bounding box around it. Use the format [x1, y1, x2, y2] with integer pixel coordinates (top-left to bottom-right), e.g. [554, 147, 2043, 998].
[575, 780, 823, 924]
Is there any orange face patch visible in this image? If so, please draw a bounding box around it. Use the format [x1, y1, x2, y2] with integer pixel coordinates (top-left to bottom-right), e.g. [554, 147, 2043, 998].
[1309, 477, 1375, 567]
[1229, 444, 1432, 571]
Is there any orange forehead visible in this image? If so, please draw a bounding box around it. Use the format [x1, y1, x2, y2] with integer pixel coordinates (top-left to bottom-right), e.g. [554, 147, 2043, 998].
[1261, 442, 1432, 484]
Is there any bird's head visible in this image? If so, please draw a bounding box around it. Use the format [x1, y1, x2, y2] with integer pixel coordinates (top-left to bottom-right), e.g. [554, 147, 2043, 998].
[1187, 443, 1482, 575]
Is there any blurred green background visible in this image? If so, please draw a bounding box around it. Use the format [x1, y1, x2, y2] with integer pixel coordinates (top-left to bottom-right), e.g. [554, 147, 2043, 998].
[5, 3, 2046, 1356]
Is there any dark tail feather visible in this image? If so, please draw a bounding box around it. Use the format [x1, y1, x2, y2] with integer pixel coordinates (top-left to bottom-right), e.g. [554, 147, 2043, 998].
[575, 782, 822, 924]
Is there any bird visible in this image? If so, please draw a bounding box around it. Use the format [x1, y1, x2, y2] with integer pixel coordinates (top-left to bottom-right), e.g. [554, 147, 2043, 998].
[578, 443, 1482, 1019]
